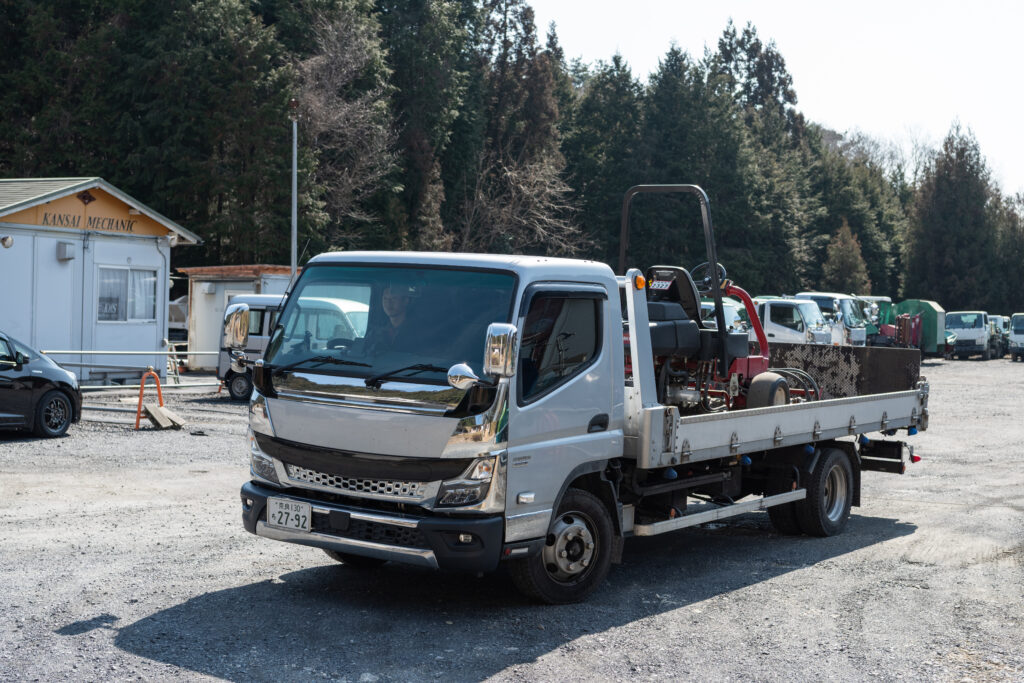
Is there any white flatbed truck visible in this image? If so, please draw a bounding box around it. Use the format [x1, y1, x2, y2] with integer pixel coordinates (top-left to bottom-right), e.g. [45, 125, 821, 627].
[227, 185, 928, 603]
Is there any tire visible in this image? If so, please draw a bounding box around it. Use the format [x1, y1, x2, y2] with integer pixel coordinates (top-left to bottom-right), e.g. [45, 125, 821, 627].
[509, 488, 614, 604]
[227, 371, 253, 401]
[746, 372, 790, 409]
[957, 354, 966, 360]
[33, 390, 72, 438]
[982, 346, 991, 361]
[767, 502, 803, 535]
[795, 447, 853, 537]
[323, 549, 388, 569]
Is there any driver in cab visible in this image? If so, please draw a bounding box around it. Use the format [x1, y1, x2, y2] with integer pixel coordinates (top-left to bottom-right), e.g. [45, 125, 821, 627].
[365, 280, 420, 353]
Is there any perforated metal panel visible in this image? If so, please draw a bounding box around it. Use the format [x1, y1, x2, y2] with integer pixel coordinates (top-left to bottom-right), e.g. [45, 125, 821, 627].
[286, 464, 426, 499]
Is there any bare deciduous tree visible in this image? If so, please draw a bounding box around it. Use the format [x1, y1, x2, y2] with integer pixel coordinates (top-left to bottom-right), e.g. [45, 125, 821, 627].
[297, 9, 397, 247]
[454, 151, 587, 255]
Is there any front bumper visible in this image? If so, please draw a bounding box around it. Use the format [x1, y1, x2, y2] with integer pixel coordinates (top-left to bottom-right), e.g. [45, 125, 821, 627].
[953, 340, 986, 353]
[241, 481, 505, 573]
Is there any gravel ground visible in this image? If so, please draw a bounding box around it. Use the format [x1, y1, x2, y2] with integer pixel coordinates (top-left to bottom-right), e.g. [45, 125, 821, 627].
[1, 359, 1022, 682]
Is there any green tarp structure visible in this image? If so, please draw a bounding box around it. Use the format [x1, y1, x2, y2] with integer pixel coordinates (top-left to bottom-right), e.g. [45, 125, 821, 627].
[893, 299, 946, 355]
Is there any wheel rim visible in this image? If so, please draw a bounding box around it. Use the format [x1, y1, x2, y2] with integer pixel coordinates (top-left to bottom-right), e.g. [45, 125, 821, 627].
[543, 511, 598, 583]
[44, 397, 68, 432]
[231, 374, 251, 396]
[823, 463, 849, 523]
[772, 386, 787, 405]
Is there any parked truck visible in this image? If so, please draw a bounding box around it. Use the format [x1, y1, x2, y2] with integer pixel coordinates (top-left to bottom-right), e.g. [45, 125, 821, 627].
[754, 298, 833, 345]
[225, 185, 928, 603]
[946, 311, 996, 360]
[1010, 314, 1024, 361]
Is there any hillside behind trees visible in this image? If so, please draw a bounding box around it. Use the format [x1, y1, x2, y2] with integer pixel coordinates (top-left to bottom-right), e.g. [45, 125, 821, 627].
[2, 0, 1022, 312]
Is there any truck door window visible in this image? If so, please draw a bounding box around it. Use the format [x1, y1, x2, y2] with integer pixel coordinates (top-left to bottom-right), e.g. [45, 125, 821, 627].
[519, 296, 600, 403]
[770, 305, 802, 331]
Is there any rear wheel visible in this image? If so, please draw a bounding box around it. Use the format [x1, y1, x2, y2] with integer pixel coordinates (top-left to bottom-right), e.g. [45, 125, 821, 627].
[795, 448, 853, 537]
[509, 489, 613, 604]
[33, 390, 72, 437]
[323, 549, 388, 569]
[227, 371, 253, 401]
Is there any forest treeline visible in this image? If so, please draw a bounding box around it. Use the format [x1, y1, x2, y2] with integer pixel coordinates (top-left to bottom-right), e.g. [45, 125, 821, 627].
[2, 0, 1023, 312]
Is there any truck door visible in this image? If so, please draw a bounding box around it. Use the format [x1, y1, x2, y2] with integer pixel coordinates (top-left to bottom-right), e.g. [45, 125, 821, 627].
[504, 285, 620, 542]
[768, 303, 804, 343]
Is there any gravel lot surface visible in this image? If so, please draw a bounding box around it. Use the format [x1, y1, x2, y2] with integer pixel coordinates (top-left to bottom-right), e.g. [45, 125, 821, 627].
[1, 359, 1022, 682]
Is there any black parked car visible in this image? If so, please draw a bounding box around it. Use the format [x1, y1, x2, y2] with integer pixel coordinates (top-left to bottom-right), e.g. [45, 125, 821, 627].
[0, 331, 82, 437]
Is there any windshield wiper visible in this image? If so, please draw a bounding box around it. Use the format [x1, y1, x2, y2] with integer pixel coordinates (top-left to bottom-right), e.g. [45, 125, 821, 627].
[271, 355, 370, 377]
[364, 363, 447, 389]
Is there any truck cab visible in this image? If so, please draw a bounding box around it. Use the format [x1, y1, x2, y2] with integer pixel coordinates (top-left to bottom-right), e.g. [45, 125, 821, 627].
[794, 292, 867, 346]
[946, 311, 993, 360]
[754, 298, 832, 345]
[699, 297, 750, 332]
[1010, 313, 1024, 361]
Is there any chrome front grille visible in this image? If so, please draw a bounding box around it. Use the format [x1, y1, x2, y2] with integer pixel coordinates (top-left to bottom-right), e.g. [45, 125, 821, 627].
[285, 464, 428, 500]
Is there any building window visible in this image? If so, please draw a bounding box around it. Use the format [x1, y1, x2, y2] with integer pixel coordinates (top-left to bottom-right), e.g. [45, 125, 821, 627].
[98, 267, 157, 322]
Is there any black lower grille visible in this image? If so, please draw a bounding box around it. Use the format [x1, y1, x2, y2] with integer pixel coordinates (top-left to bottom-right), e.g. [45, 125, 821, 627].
[311, 513, 429, 549]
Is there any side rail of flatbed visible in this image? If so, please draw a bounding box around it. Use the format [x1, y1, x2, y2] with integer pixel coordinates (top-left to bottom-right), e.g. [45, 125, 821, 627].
[631, 383, 929, 468]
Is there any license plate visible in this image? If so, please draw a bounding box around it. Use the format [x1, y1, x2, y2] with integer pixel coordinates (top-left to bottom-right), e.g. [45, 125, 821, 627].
[266, 497, 311, 532]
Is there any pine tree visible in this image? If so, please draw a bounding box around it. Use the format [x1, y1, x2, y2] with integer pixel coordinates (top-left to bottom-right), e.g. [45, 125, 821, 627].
[562, 54, 643, 264]
[821, 220, 871, 294]
[376, 0, 469, 249]
[904, 125, 998, 310]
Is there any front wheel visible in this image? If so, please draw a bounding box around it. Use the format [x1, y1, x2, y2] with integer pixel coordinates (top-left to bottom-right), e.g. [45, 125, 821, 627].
[227, 371, 254, 401]
[795, 447, 853, 537]
[982, 345, 991, 361]
[33, 390, 72, 437]
[509, 489, 613, 604]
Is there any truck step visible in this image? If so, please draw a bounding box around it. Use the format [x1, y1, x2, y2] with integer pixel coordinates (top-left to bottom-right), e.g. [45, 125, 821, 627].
[627, 489, 806, 537]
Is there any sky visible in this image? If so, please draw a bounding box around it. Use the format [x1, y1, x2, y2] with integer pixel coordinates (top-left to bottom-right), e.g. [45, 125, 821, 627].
[529, 0, 1024, 196]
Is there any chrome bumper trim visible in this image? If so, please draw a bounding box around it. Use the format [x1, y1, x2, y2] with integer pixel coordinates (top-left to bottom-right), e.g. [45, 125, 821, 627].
[309, 504, 421, 529]
[255, 521, 438, 568]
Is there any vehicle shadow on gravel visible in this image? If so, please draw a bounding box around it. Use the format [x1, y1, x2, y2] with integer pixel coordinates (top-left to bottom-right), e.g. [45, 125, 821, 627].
[107, 514, 915, 681]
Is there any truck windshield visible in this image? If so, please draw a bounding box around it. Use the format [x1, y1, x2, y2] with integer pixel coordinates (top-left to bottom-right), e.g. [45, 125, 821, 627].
[796, 302, 826, 327]
[838, 299, 865, 327]
[946, 313, 983, 329]
[1012, 316, 1024, 334]
[264, 265, 516, 383]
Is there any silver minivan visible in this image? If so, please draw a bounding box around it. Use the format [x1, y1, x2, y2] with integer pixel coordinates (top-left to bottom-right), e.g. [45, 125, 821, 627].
[219, 294, 284, 400]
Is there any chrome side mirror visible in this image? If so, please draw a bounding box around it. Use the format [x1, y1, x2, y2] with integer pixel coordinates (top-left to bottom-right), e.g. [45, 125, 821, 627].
[447, 363, 481, 391]
[483, 323, 517, 378]
[223, 303, 250, 351]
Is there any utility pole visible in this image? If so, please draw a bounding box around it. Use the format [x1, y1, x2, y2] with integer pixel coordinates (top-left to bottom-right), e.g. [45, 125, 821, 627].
[289, 98, 298, 278]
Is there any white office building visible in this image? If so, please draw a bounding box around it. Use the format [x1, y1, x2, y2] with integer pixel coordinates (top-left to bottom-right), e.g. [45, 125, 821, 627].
[0, 177, 200, 381]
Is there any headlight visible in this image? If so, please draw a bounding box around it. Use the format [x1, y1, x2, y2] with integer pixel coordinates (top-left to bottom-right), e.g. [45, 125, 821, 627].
[249, 392, 274, 435]
[248, 427, 280, 484]
[436, 457, 495, 507]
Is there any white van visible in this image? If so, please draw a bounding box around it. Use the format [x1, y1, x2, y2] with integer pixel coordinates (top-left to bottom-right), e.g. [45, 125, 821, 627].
[1009, 313, 1024, 361]
[755, 298, 833, 345]
[219, 294, 285, 399]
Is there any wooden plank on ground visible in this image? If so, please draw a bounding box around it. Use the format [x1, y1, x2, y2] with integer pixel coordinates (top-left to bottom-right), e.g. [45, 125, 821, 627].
[143, 404, 175, 430]
[160, 406, 186, 429]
